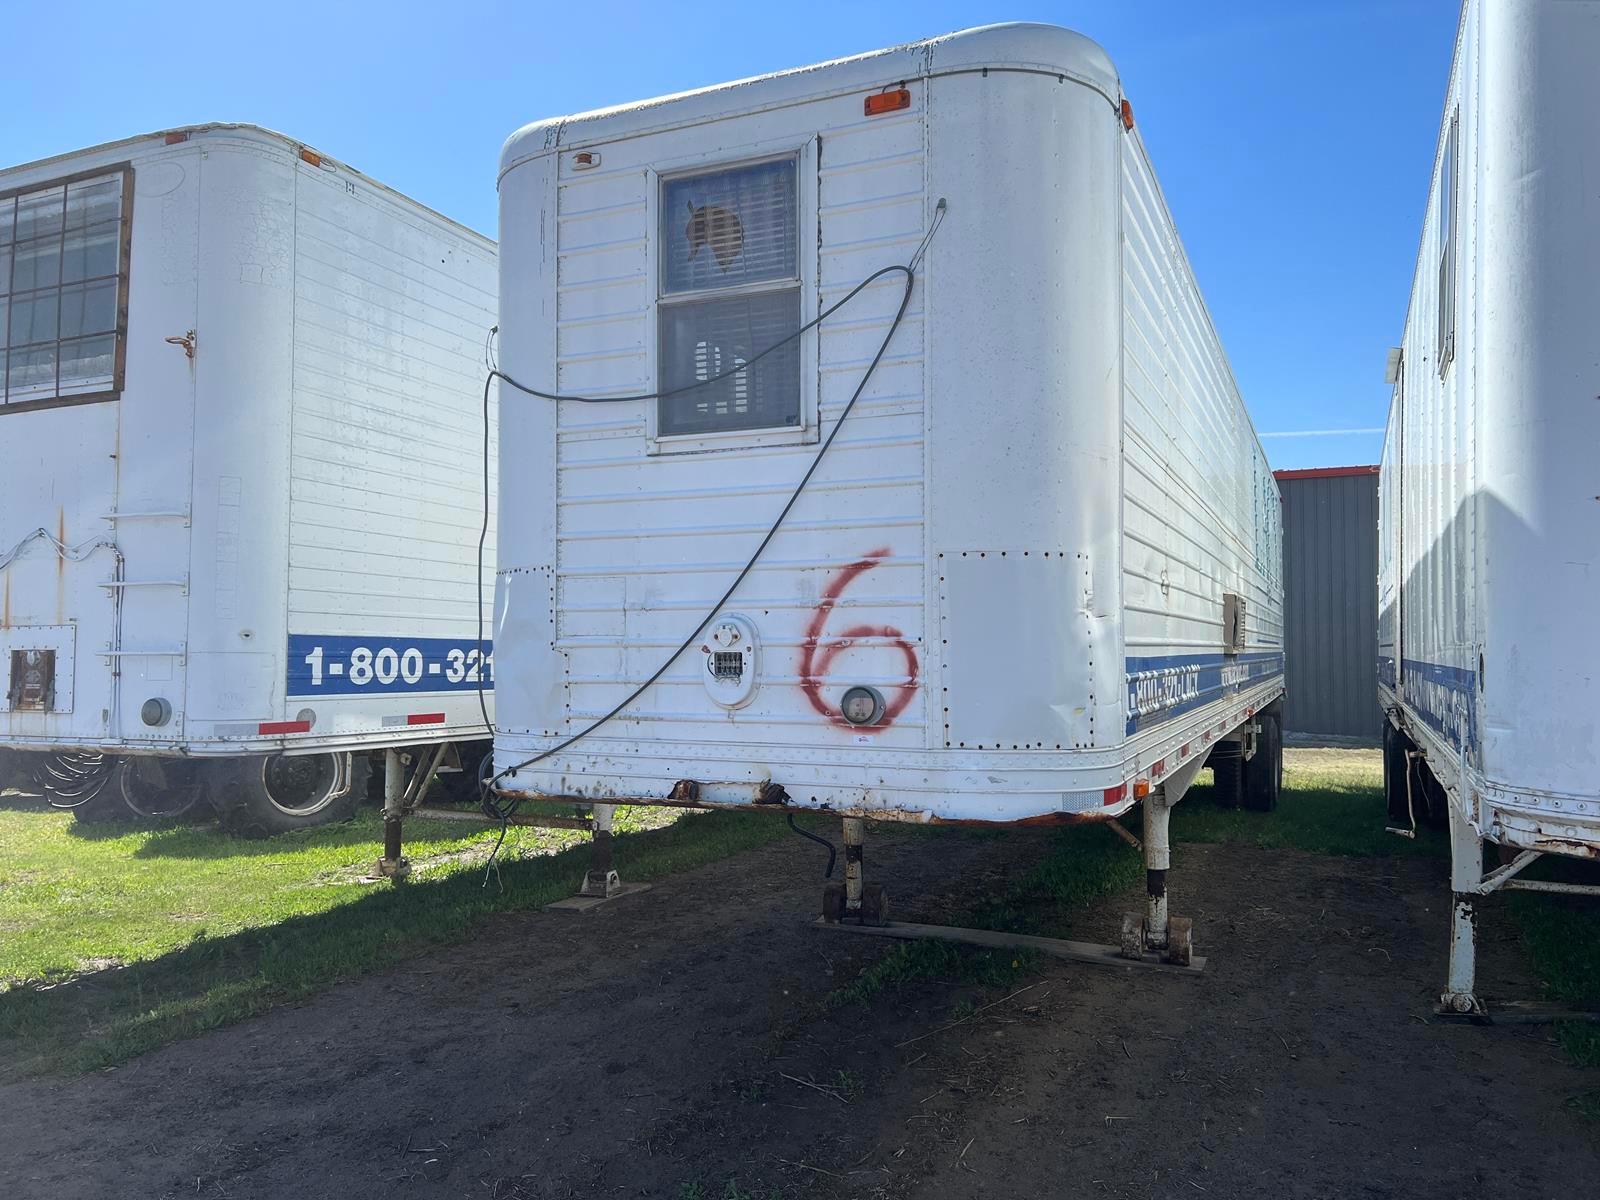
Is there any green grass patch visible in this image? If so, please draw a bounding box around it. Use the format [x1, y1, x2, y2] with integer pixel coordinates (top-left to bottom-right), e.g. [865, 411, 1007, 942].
[0, 797, 787, 1078]
[1173, 748, 1446, 859]
[829, 821, 1141, 1008]
[1171, 749, 1600, 1076]
[1508, 870, 1600, 1070]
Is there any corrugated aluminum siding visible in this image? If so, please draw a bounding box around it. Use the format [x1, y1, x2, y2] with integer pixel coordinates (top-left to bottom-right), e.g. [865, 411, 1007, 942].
[1279, 470, 1378, 739]
[287, 164, 498, 639]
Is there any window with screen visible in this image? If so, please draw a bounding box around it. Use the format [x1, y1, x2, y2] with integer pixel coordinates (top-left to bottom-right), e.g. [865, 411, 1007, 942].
[1, 167, 132, 412]
[658, 157, 801, 438]
[1436, 111, 1457, 378]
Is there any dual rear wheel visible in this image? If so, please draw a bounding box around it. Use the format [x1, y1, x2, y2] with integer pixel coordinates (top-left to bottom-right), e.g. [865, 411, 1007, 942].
[1207, 707, 1282, 812]
[33, 749, 366, 837]
[213, 752, 370, 838]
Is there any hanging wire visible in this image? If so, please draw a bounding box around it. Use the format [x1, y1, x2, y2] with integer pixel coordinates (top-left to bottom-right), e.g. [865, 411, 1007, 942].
[472, 200, 947, 884]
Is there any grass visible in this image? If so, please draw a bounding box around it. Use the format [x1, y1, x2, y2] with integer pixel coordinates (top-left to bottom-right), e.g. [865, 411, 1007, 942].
[1174, 747, 1447, 859]
[3, 747, 1597, 1085]
[829, 820, 1141, 1008]
[1179, 749, 1600, 1074]
[828, 748, 1600, 1083]
[0, 793, 789, 1078]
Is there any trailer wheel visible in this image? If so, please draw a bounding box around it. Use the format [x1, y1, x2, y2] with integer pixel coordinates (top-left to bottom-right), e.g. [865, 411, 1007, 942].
[1382, 723, 1410, 824]
[1243, 711, 1282, 812]
[215, 752, 369, 838]
[104, 757, 206, 821]
[1209, 744, 1244, 808]
[434, 739, 494, 804]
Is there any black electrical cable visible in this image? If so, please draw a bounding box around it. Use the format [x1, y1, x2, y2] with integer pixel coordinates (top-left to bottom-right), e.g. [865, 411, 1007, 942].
[472, 201, 946, 882]
[786, 812, 837, 880]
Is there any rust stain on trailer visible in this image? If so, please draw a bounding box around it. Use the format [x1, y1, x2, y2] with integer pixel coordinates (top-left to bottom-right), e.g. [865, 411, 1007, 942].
[798, 548, 919, 730]
[929, 809, 1117, 828]
[55, 508, 66, 624]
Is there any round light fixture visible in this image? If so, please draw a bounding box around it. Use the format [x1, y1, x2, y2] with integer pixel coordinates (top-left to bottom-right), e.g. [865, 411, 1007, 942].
[140, 697, 172, 727]
[840, 685, 884, 727]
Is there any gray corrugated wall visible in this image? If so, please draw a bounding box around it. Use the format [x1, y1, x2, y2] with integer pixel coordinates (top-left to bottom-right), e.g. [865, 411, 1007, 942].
[1278, 470, 1380, 740]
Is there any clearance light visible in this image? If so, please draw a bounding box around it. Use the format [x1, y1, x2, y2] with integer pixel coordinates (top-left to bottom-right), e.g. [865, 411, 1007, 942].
[1133, 779, 1151, 798]
[164, 131, 189, 145]
[1121, 99, 1135, 131]
[299, 148, 324, 168]
[865, 88, 911, 117]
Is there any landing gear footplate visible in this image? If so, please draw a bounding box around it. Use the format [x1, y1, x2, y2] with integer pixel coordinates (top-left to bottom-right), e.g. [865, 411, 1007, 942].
[811, 918, 1206, 973]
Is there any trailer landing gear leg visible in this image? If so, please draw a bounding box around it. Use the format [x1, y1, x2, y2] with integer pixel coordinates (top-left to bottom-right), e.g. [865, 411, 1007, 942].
[581, 803, 622, 899]
[548, 803, 652, 912]
[1122, 786, 1192, 966]
[822, 817, 888, 926]
[1439, 800, 1487, 1019]
[375, 748, 410, 881]
[811, 807, 1202, 971]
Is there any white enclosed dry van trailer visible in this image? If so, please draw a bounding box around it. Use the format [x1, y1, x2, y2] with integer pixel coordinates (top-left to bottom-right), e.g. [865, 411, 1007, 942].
[1378, 0, 1600, 1016]
[492, 24, 1284, 958]
[0, 125, 498, 835]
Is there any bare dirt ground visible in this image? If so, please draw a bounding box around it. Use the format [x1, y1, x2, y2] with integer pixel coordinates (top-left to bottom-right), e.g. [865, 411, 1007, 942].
[1, 823, 1595, 1199]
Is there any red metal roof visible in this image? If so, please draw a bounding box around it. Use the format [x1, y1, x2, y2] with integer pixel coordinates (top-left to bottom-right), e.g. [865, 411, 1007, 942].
[1272, 465, 1379, 481]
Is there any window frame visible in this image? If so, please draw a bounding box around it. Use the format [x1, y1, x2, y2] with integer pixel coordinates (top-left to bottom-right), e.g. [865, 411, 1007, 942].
[645, 140, 817, 456]
[0, 162, 135, 416]
[1436, 109, 1458, 379]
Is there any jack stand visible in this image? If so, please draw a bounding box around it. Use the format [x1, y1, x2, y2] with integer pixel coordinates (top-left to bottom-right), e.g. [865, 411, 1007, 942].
[821, 817, 888, 925]
[374, 747, 410, 881]
[1438, 799, 1489, 1019]
[1121, 787, 1192, 966]
[580, 803, 622, 898]
[548, 803, 652, 913]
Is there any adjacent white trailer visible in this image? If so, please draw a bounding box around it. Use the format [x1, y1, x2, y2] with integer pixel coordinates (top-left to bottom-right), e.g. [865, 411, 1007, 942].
[492, 24, 1284, 956]
[1378, 0, 1600, 1015]
[0, 125, 498, 834]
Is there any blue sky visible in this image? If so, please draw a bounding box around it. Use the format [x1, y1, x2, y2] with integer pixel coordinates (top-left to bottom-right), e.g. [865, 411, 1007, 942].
[2, 1, 1456, 469]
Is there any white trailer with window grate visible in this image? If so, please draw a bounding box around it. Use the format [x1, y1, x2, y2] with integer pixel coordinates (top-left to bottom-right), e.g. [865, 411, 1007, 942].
[0, 125, 498, 836]
[1378, 0, 1600, 1017]
[492, 23, 1284, 958]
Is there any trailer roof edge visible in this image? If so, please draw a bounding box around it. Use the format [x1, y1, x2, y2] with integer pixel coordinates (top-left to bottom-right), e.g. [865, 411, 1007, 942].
[498, 22, 1120, 182]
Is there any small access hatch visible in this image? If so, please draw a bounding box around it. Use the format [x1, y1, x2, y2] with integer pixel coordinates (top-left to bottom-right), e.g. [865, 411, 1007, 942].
[7, 649, 57, 712]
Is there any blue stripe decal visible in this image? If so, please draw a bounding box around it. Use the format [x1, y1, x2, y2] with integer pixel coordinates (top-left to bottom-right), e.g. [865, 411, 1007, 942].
[287, 634, 494, 698]
[1400, 658, 1476, 752]
[1125, 651, 1285, 736]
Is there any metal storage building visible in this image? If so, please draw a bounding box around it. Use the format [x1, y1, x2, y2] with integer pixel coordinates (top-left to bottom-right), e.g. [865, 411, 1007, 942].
[1275, 466, 1379, 742]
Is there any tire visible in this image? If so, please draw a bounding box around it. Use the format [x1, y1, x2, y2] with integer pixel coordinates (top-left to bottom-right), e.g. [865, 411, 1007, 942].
[0, 749, 24, 793]
[1243, 710, 1282, 812]
[215, 751, 370, 838]
[1382, 722, 1410, 825]
[434, 739, 493, 804]
[83, 756, 207, 824]
[1209, 744, 1244, 808]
